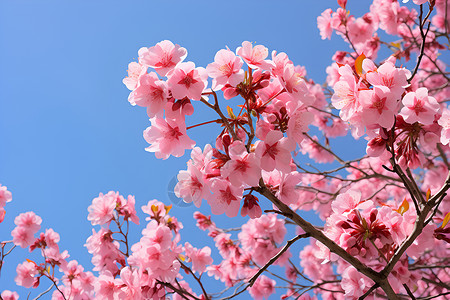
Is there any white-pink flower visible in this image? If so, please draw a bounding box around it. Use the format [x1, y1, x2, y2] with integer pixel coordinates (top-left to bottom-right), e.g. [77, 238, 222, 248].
[438, 109, 450, 145]
[206, 48, 244, 89]
[207, 178, 243, 218]
[139, 40, 187, 77]
[122, 61, 147, 91]
[236, 41, 274, 70]
[144, 116, 195, 160]
[399, 88, 440, 125]
[255, 131, 295, 173]
[167, 62, 208, 101]
[87, 191, 117, 226]
[127, 72, 168, 117]
[0, 184, 12, 207]
[15, 261, 39, 288]
[317, 8, 333, 40]
[220, 141, 261, 188]
[359, 85, 398, 128]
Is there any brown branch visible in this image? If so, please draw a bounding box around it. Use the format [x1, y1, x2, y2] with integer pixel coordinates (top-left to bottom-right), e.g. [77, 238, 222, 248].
[248, 233, 310, 287]
[256, 179, 400, 299]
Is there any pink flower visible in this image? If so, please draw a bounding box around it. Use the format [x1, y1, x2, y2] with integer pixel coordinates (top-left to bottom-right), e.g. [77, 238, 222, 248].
[236, 41, 274, 70]
[287, 109, 313, 146]
[207, 178, 243, 218]
[127, 72, 168, 117]
[331, 64, 361, 121]
[364, 59, 409, 99]
[11, 226, 37, 248]
[317, 9, 333, 40]
[399, 88, 440, 125]
[139, 40, 187, 77]
[15, 261, 39, 288]
[175, 165, 208, 207]
[279, 63, 314, 106]
[241, 194, 262, 219]
[255, 130, 295, 173]
[144, 116, 195, 160]
[438, 109, 450, 145]
[276, 171, 302, 206]
[220, 141, 261, 188]
[248, 275, 276, 300]
[359, 85, 398, 128]
[341, 266, 372, 298]
[0, 184, 12, 207]
[122, 61, 147, 91]
[184, 243, 213, 273]
[13, 211, 41, 231]
[1, 291, 19, 300]
[167, 62, 208, 101]
[87, 191, 117, 226]
[206, 48, 244, 89]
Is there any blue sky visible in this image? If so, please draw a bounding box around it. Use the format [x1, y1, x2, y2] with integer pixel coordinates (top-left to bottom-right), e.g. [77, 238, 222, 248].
[0, 0, 380, 296]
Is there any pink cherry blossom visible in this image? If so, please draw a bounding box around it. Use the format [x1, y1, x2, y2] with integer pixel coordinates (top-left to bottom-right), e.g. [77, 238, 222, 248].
[254, 130, 295, 173]
[236, 41, 274, 70]
[399, 88, 440, 125]
[15, 261, 39, 288]
[331, 64, 362, 121]
[248, 275, 276, 300]
[127, 72, 168, 117]
[359, 85, 398, 128]
[143, 116, 195, 160]
[139, 40, 187, 77]
[122, 61, 147, 91]
[167, 61, 208, 101]
[207, 178, 243, 218]
[206, 48, 244, 89]
[175, 164, 208, 207]
[317, 9, 333, 40]
[220, 141, 261, 187]
[287, 109, 313, 146]
[0, 184, 12, 207]
[438, 109, 450, 145]
[87, 191, 117, 226]
[0, 291, 19, 300]
[364, 59, 409, 99]
[184, 243, 213, 273]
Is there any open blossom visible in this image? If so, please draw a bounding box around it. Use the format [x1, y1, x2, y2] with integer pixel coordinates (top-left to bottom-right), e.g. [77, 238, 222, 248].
[184, 243, 213, 273]
[87, 191, 117, 226]
[220, 141, 261, 188]
[254, 130, 295, 173]
[167, 62, 208, 101]
[15, 261, 39, 288]
[123, 61, 147, 91]
[175, 165, 208, 207]
[331, 64, 361, 121]
[399, 88, 440, 125]
[248, 275, 276, 300]
[0, 184, 12, 207]
[236, 41, 273, 70]
[127, 72, 168, 117]
[317, 8, 333, 40]
[364, 59, 409, 99]
[139, 40, 187, 77]
[359, 85, 398, 128]
[144, 116, 195, 160]
[207, 178, 243, 218]
[1, 291, 19, 300]
[206, 48, 244, 89]
[438, 109, 450, 145]
[11, 212, 42, 247]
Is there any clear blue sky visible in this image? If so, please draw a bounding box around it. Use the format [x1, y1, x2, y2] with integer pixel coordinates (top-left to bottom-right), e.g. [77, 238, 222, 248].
[0, 0, 390, 296]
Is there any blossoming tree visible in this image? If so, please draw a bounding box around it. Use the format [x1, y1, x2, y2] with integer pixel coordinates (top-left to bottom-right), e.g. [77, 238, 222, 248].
[1, 0, 450, 299]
